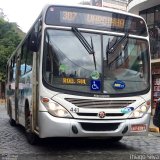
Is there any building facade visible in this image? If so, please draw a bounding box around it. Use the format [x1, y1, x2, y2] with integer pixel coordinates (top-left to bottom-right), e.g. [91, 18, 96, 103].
[90, 0, 128, 10]
[128, 0, 160, 110]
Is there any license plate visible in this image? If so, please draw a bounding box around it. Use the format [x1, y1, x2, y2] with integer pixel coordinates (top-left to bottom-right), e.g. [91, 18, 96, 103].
[131, 124, 147, 132]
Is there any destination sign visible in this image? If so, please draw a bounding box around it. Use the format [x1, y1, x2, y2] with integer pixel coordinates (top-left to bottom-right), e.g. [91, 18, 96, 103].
[45, 6, 147, 36]
[61, 11, 125, 29]
[62, 78, 87, 85]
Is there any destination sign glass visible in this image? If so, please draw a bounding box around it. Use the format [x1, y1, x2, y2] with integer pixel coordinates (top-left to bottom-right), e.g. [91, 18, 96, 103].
[45, 6, 147, 36]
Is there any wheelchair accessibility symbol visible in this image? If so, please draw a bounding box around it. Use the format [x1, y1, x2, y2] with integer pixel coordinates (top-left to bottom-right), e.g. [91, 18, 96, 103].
[90, 80, 101, 91]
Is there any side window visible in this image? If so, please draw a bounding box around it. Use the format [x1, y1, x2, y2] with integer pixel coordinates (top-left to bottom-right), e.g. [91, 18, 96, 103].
[25, 40, 33, 73]
[21, 43, 27, 76]
[20, 17, 42, 76]
[20, 39, 33, 76]
[33, 17, 42, 50]
[9, 57, 16, 82]
[12, 56, 16, 80]
[9, 63, 13, 82]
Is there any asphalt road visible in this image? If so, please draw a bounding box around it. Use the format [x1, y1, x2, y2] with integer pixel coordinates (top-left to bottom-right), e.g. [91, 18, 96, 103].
[0, 104, 160, 160]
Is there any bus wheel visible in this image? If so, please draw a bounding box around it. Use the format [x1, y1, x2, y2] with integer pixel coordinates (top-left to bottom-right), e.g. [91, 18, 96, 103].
[9, 119, 16, 126]
[25, 107, 39, 145]
[8, 103, 16, 126]
[107, 136, 123, 142]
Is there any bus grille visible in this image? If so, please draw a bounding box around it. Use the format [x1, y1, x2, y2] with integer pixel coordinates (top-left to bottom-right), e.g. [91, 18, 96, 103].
[65, 98, 135, 109]
[77, 113, 124, 117]
[80, 122, 120, 131]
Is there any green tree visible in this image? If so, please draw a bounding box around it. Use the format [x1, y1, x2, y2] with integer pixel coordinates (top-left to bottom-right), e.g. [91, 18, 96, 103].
[0, 17, 25, 82]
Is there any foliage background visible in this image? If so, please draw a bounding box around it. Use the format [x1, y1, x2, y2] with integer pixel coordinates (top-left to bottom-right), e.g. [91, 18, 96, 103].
[0, 10, 25, 82]
[0, 9, 25, 98]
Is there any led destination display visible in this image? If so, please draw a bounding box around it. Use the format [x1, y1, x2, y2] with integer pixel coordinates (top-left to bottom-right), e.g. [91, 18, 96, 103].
[45, 6, 147, 36]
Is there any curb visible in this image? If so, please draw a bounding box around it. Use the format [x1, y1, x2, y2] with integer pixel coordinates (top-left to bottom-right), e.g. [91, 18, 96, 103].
[0, 99, 5, 105]
[149, 127, 159, 133]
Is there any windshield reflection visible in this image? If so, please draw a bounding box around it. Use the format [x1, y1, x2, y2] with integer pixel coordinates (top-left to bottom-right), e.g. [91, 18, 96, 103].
[103, 36, 149, 94]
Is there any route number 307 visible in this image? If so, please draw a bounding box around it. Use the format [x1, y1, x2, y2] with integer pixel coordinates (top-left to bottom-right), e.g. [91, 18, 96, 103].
[70, 107, 79, 113]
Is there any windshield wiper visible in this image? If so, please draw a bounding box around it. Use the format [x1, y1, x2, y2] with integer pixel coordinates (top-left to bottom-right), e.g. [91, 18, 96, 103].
[107, 33, 129, 54]
[105, 33, 129, 67]
[72, 27, 97, 70]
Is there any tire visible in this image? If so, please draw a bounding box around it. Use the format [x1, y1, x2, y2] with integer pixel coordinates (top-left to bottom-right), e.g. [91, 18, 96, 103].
[25, 106, 39, 145]
[8, 102, 16, 127]
[26, 132, 39, 145]
[107, 136, 123, 142]
[9, 118, 16, 126]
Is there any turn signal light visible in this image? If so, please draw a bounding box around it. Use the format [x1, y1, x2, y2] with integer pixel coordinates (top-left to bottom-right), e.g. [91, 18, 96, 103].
[41, 97, 49, 103]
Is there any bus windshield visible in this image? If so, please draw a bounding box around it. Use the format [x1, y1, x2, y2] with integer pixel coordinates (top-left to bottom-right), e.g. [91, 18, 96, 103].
[43, 29, 149, 96]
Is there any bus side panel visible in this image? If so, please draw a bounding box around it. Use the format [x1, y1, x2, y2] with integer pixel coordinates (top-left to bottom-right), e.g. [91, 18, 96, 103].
[6, 83, 16, 120]
[18, 72, 32, 127]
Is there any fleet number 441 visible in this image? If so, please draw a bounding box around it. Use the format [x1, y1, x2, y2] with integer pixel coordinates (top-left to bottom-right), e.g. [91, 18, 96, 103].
[70, 107, 79, 113]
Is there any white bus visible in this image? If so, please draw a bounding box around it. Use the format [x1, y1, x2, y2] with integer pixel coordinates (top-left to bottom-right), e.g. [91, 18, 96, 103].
[6, 4, 151, 144]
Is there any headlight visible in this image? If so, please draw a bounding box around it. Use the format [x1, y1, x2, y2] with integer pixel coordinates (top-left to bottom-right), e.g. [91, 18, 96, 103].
[41, 97, 72, 118]
[128, 101, 150, 118]
[140, 105, 147, 112]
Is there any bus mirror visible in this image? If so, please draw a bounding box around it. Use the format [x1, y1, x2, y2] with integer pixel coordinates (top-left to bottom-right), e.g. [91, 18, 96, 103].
[29, 31, 39, 52]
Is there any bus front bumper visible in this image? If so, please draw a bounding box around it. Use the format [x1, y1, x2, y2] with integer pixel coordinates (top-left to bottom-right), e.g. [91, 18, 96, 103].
[38, 112, 150, 138]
